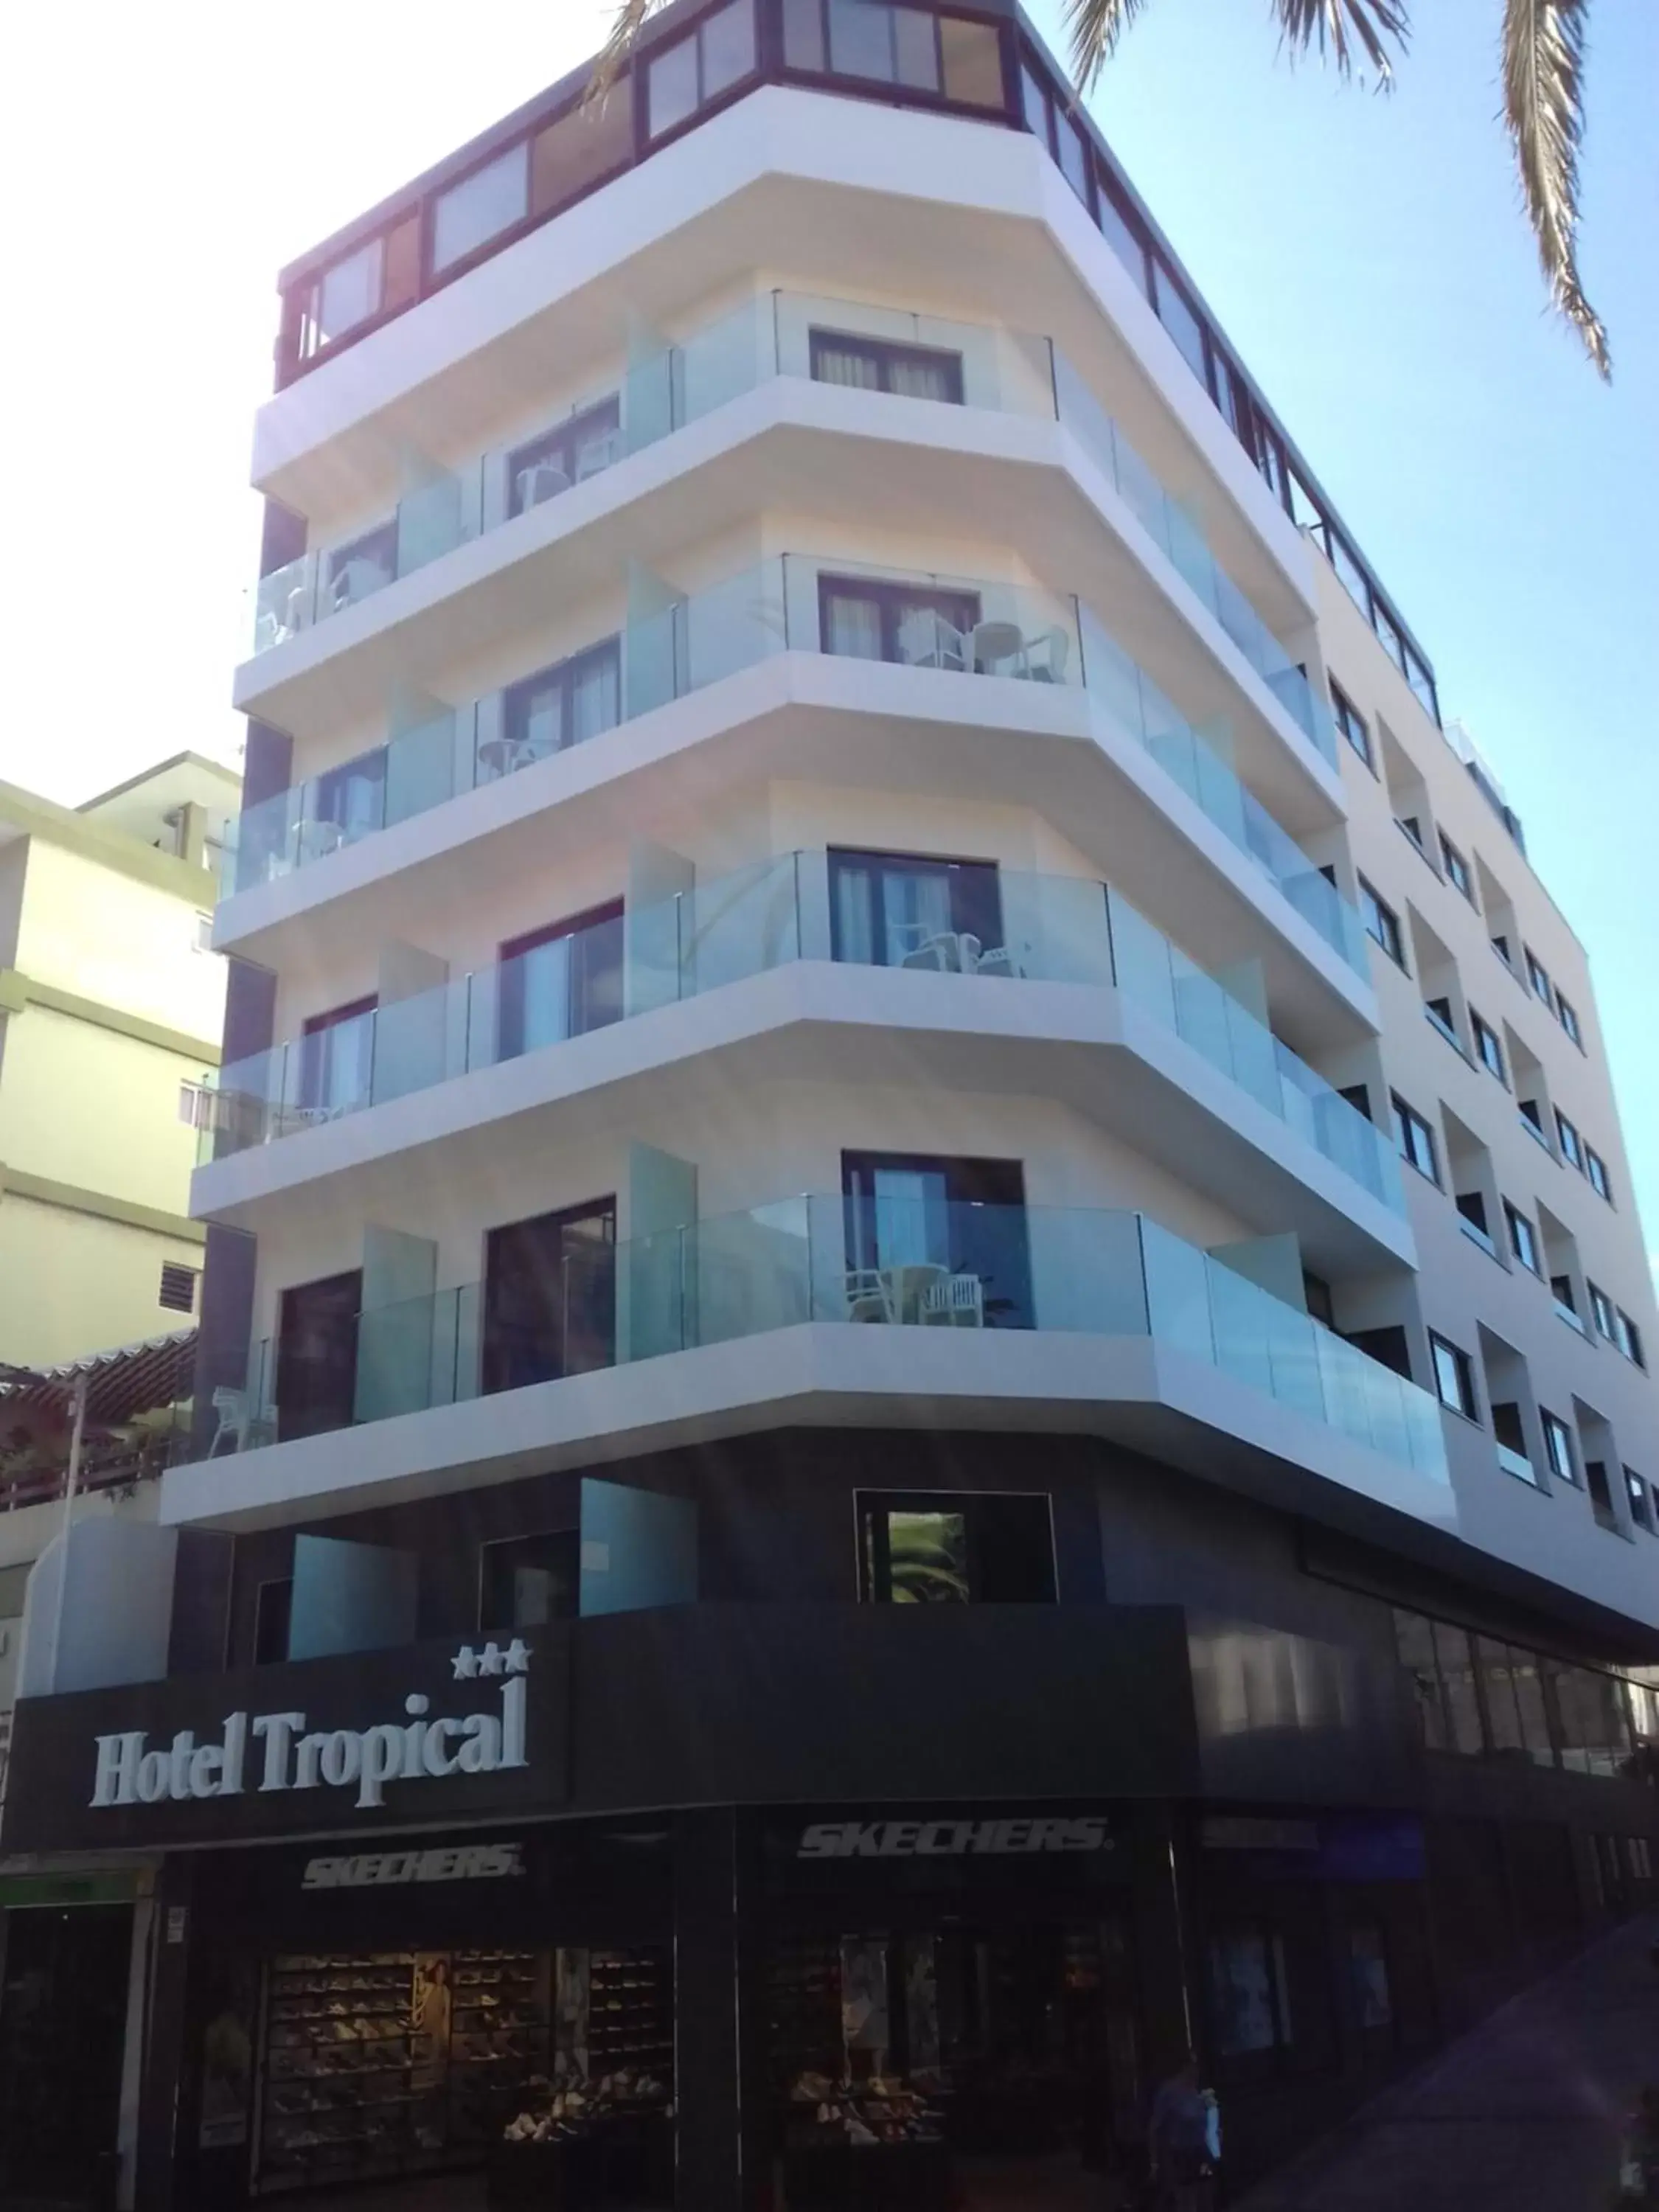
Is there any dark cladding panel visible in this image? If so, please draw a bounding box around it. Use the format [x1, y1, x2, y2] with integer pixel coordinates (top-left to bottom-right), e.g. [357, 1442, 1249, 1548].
[572, 1602, 1197, 1809]
[188, 1224, 257, 1462]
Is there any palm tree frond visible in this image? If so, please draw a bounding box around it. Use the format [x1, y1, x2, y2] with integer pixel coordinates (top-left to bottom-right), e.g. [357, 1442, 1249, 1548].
[1271, 0, 1411, 82]
[1501, 0, 1608, 377]
[1064, 0, 1152, 94]
[588, 0, 667, 109]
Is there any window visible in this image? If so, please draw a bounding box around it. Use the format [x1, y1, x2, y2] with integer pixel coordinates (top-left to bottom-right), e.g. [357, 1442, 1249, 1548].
[481, 1200, 616, 1395]
[1518, 1097, 1551, 1150]
[1492, 931, 1514, 970]
[1524, 948, 1553, 1006]
[496, 636, 622, 765]
[857, 1492, 1056, 1603]
[1551, 1275, 1584, 1332]
[324, 522, 398, 611]
[1590, 1284, 1617, 1340]
[1338, 1082, 1371, 1122]
[1397, 813, 1425, 852]
[507, 395, 622, 516]
[178, 1079, 207, 1127]
[497, 902, 625, 1058]
[1095, 167, 1150, 294]
[1330, 681, 1371, 768]
[1492, 1402, 1538, 1485]
[1302, 1270, 1335, 1327]
[1542, 1409, 1577, 1484]
[1430, 1332, 1476, 1419]
[647, 0, 757, 137]
[1347, 1924, 1393, 2036]
[479, 1529, 579, 1631]
[819, 573, 980, 665]
[431, 142, 529, 274]
[1585, 1459, 1620, 1534]
[1425, 995, 1460, 1048]
[1391, 1093, 1439, 1183]
[1477, 1638, 1556, 1766]
[829, 849, 1006, 970]
[1585, 1147, 1613, 1203]
[1455, 1190, 1492, 1251]
[254, 1577, 293, 1666]
[1625, 1469, 1652, 1532]
[1150, 257, 1208, 384]
[810, 328, 965, 403]
[1393, 1611, 1450, 1751]
[1471, 1012, 1506, 1084]
[1207, 1924, 1293, 2062]
[1555, 1111, 1585, 1169]
[1616, 1311, 1646, 1370]
[1359, 878, 1405, 967]
[1503, 1204, 1540, 1275]
[159, 1262, 198, 1314]
[275, 1269, 363, 1444]
[194, 910, 215, 953]
[1439, 835, 1475, 902]
[298, 995, 378, 1118]
[1557, 993, 1583, 1048]
[794, 0, 1000, 104]
[528, 93, 633, 219]
[842, 1152, 1033, 1329]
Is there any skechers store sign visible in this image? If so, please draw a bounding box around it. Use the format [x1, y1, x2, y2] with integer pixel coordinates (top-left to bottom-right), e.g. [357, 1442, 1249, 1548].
[1, 1635, 568, 1854]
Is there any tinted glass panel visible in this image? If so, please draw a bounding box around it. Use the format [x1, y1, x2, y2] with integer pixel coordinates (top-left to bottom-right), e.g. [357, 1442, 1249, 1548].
[939, 16, 1004, 105]
[432, 144, 529, 272]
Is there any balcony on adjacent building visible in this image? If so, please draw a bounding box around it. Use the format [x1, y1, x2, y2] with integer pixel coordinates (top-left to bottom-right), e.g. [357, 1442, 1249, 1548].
[199, 852, 1399, 1216]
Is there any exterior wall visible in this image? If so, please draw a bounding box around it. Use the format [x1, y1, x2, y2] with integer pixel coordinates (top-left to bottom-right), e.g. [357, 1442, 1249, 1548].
[0, 784, 224, 1367]
[0, 1195, 202, 1368]
[1323, 557, 1659, 1606]
[10, 841, 220, 1045]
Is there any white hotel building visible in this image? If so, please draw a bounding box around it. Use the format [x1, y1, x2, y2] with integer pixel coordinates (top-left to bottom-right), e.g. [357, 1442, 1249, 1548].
[4, 5, 1657, 2208]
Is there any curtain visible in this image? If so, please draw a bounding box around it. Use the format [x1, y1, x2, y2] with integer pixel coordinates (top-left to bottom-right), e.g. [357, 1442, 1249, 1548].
[873, 1167, 948, 1267]
[882, 867, 953, 964]
[886, 352, 953, 402]
[813, 339, 883, 389]
[823, 588, 885, 660]
[568, 644, 622, 744]
[518, 936, 573, 1054]
[833, 862, 877, 964]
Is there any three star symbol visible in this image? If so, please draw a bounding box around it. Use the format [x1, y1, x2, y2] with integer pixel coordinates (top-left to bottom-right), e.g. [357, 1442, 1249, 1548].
[451, 1639, 532, 1680]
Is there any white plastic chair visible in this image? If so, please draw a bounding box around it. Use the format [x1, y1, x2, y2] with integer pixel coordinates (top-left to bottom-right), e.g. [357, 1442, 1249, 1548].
[922, 1273, 985, 1327]
[517, 459, 571, 511]
[844, 1267, 891, 1324]
[209, 1388, 274, 1455]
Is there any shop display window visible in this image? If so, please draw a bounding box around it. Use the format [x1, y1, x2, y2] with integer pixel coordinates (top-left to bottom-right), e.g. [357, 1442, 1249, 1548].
[255, 1944, 672, 2199]
[1204, 1903, 1335, 2084]
[768, 1918, 1138, 2207]
[1346, 1923, 1393, 2039]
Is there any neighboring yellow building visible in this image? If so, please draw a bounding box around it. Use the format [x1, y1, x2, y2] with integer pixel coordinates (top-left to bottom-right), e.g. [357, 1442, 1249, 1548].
[0, 753, 235, 1366]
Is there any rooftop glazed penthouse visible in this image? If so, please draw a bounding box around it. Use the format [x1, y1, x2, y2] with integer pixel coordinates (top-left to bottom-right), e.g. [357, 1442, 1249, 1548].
[4, 9, 1656, 2211]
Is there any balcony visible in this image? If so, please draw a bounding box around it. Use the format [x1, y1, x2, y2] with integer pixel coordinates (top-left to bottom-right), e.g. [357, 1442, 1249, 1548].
[226, 553, 1362, 973]
[199, 855, 1399, 1217]
[251, 287, 1334, 768]
[205, 1197, 1447, 1507]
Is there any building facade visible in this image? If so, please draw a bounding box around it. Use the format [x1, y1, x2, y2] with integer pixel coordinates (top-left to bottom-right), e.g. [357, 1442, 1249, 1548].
[0, 753, 233, 1366]
[4, 7, 1657, 2209]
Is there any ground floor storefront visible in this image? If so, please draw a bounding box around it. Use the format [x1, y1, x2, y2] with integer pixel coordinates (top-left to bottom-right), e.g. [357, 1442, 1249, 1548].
[87, 1800, 1475, 2212]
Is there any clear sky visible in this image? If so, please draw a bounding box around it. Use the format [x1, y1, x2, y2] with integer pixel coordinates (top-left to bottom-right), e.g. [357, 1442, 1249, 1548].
[3, 0, 1655, 1247]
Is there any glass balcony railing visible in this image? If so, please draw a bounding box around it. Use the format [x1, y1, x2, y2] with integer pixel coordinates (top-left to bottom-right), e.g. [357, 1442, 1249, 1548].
[201, 852, 1399, 1213]
[1051, 360, 1336, 766]
[229, 548, 1363, 972]
[212, 1196, 1448, 1486]
[248, 288, 1335, 764]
